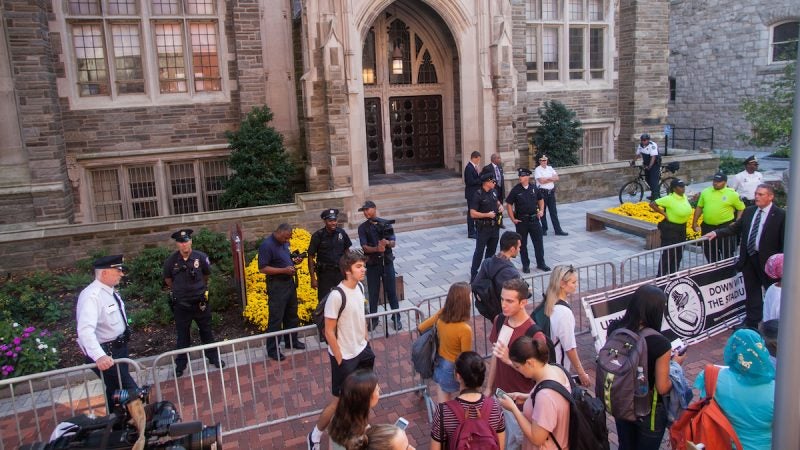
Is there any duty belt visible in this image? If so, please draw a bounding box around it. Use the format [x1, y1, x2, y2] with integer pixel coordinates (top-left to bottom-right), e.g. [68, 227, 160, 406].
[100, 331, 130, 353]
[476, 218, 497, 228]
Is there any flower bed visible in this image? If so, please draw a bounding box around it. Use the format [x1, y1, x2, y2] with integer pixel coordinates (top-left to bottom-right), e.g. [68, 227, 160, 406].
[243, 228, 318, 331]
[0, 321, 59, 379]
[606, 202, 702, 241]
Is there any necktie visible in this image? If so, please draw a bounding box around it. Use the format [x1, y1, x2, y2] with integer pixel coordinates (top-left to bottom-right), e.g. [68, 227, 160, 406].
[113, 291, 129, 332]
[495, 165, 501, 183]
[747, 209, 762, 255]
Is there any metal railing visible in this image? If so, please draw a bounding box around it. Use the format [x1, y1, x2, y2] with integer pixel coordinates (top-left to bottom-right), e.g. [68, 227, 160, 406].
[619, 236, 739, 285]
[665, 126, 714, 153]
[0, 359, 146, 450]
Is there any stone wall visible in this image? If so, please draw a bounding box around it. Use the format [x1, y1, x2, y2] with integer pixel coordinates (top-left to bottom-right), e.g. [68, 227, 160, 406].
[668, 0, 799, 150]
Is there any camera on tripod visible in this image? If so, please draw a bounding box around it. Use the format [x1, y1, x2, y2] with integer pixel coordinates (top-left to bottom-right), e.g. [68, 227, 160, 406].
[20, 386, 221, 450]
[290, 250, 308, 261]
[371, 217, 396, 240]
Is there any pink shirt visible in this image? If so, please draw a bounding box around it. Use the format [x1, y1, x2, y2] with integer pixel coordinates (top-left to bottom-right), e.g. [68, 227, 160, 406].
[522, 374, 571, 450]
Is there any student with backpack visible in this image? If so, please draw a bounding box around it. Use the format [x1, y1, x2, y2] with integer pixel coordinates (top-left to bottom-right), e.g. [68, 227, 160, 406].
[688, 329, 775, 450]
[308, 252, 375, 450]
[498, 335, 571, 450]
[472, 231, 523, 321]
[532, 265, 591, 387]
[417, 282, 474, 403]
[598, 284, 686, 450]
[430, 351, 506, 450]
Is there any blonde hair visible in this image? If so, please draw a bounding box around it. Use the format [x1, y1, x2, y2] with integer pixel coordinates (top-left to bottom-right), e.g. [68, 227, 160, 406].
[543, 265, 577, 316]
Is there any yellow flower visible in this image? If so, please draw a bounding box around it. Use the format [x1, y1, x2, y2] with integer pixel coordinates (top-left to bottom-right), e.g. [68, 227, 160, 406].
[243, 228, 319, 331]
[607, 202, 703, 241]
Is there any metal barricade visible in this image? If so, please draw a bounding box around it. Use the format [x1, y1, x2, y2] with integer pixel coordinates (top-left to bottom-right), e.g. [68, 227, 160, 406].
[0, 359, 146, 450]
[148, 306, 430, 439]
[619, 236, 739, 285]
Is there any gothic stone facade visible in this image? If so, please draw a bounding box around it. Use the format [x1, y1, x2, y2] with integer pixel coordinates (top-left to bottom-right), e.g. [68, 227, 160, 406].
[668, 0, 799, 150]
[0, 0, 670, 229]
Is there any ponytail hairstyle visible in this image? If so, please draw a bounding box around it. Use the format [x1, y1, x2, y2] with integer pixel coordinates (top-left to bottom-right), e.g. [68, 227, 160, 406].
[508, 334, 550, 365]
[543, 265, 576, 316]
[328, 369, 379, 448]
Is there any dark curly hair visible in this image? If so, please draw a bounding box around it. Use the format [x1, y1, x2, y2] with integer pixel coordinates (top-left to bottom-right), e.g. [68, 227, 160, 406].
[328, 369, 379, 448]
[455, 351, 486, 389]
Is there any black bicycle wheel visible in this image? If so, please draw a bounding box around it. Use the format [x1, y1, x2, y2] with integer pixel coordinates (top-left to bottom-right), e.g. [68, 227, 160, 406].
[660, 178, 674, 198]
[619, 181, 645, 204]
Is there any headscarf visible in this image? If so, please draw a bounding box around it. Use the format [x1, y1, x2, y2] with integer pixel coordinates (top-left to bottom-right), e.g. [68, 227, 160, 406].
[723, 329, 775, 385]
[764, 253, 783, 280]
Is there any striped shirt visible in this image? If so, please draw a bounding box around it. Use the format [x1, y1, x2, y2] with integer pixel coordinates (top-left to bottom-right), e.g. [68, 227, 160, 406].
[431, 395, 506, 443]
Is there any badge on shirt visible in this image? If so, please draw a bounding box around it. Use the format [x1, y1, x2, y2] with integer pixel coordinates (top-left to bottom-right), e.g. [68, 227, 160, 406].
[193, 259, 200, 269]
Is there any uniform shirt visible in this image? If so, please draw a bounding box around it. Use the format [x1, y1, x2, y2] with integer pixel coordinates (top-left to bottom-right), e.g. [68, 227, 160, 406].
[729, 170, 763, 200]
[534, 165, 557, 190]
[76, 279, 128, 362]
[506, 183, 542, 217]
[308, 227, 352, 267]
[258, 234, 293, 271]
[324, 282, 368, 359]
[358, 220, 395, 266]
[655, 192, 693, 224]
[697, 186, 745, 225]
[163, 250, 211, 298]
[636, 141, 659, 157]
[469, 187, 499, 215]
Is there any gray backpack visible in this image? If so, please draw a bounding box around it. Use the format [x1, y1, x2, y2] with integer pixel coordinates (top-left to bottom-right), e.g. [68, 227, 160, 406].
[595, 327, 659, 421]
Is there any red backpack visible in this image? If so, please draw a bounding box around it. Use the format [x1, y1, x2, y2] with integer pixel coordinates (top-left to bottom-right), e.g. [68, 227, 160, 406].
[669, 364, 744, 450]
[443, 397, 500, 450]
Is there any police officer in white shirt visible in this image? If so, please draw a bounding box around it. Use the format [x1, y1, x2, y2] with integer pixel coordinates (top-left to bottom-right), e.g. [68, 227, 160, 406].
[76, 254, 139, 405]
[728, 155, 763, 207]
[631, 133, 662, 200]
[534, 155, 568, 236]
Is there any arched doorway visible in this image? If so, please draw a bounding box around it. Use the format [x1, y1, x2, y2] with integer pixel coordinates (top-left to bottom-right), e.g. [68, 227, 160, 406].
[361, 7, 456, 177]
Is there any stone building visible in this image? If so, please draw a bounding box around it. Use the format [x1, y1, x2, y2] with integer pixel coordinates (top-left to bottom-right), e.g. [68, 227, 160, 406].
[0, 0, 706, 272]
[668, 0, 799, 150]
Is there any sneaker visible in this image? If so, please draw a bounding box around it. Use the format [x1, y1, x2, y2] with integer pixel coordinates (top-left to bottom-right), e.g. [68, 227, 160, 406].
[307, 431, 320, 450]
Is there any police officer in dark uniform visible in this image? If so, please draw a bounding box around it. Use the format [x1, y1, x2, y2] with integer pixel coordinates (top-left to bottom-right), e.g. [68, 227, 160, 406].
[470, 170, 503, 281]
[163, 229, 223, 377]
[506, 168, 551, 273]
[308, 208, 352, 301]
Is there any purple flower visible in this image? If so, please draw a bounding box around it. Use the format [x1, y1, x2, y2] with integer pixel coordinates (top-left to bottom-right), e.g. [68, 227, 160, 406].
[12, 338, 21, 345]
[22, 333, 30, 339]
[11, 353, 17, 358]
[0, 345, 7, 351]
[24, 327, 35, 333]
[39, 331, 49, 337]
[4, 351, 11, 357]
[14, 347, 21, 352]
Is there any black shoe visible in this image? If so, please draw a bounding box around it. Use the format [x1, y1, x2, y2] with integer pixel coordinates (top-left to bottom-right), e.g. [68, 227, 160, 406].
[392, 318, 403, 331]
[537, 265, 552, 272]
[175, 367, 185, 378]
[210, 360, 226, 369]
[542, 230, 548, 236]
[368, 317, 380, 331]
[522, 266, 531, 274]
[285, 340, 306, 350]
[268, 352, 286, 361]
[468, 234, 476, 239]
[555, 231, 569, 236]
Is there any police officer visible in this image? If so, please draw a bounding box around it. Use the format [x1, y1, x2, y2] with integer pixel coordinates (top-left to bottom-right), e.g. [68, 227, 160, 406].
[76, 254, 139, 405]
[163, 229, 223, 377]
[506, 168, 551, 273]
[631, 133, 661, 200]
[308, 208, 352, 301]
[358, 201, 402, 330]
[470, 170, 503, 281]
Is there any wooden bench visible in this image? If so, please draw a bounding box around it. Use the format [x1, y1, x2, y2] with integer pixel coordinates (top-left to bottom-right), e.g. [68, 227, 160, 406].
[586, 210, 661, 249]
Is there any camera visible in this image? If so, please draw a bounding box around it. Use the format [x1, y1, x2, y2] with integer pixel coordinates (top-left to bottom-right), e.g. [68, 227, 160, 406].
[371, 217, 396, 240]
[290, 250, 308, 261]
[20, 386, 221, 450]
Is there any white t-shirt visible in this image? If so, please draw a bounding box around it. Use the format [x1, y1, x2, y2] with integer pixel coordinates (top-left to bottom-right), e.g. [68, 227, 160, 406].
[636, 141, 659, 157]
[729, 170, 763, 200]
[324, 282, 368, 360]
[534, 165, 557, 190]
[549, 303, 577, 372]
[763, 284, 781, 322]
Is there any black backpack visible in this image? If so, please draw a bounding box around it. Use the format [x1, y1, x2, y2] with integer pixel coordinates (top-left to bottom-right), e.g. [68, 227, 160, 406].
[531, 297, 569, 364]
[472, 258, 503, 321]
[493, 313, 556, 363]
[532, 365, 610, 450]
[312, 284, 364, 343]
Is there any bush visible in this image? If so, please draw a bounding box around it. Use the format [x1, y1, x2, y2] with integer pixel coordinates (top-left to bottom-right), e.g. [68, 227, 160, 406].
[532, 100, 583, 167]
[0, 320, 60, 379]
[119, 247, 172, 305]
[0, 273, 65, 326]
[717, 150, 744, 176]
[739, 63, 795, 156]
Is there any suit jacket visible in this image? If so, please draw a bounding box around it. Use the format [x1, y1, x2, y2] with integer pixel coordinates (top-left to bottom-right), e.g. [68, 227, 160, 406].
[482, 163, 505, 201]
[463, 162, 481, 200]
[716, 204, 785, 271]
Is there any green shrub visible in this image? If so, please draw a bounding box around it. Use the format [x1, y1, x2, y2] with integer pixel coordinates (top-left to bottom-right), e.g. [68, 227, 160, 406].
[119, 247, 171, 303]
[208, 272, 234, 312]
[128, 307, 157, 329]
[532, 100, 583, 167]
[717, 150, 744, 176]
[0, 320, 60, 379]
[0, 275, 64, 326]
[57, 272, 93, 292]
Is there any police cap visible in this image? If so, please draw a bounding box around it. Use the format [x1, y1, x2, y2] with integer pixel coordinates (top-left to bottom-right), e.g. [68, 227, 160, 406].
[93, 254, 126, 271]
[321, 208, 339, 220]
[171, 229, 194, 242]
[518, 168, 532, 177]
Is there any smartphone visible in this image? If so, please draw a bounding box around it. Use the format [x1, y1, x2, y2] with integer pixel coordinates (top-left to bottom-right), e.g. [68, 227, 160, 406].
[495, 387, 507, 398]
[497, 325, 514, 346]
[676, 345, 688, 356]
[571, 374, 583, 386]
[394, 417, 409, 430]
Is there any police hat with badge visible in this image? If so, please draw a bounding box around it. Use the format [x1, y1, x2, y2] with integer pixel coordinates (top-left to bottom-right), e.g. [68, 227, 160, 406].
[517, 168, 532, 177]
[479, 170, 497, 183]
[321, 208, 340, 221]
[171, 229, 194, 242]
[93, 254, 127, 271]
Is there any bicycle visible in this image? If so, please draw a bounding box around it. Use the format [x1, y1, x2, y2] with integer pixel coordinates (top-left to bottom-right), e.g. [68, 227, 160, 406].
[618, 161, 680, 204]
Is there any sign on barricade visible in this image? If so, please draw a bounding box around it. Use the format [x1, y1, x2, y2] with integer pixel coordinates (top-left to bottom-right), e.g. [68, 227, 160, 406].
[583, 260, 745, 352]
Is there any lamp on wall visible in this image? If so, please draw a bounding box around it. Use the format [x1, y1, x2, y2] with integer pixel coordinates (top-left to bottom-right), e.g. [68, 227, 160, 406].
[391, 41, 403, 75]
[362, 67, 375, 84]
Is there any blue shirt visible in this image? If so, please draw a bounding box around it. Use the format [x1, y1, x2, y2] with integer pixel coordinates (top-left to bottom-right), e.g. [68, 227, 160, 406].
[258, 234, 292, 270]
[358, 219, 395, 266]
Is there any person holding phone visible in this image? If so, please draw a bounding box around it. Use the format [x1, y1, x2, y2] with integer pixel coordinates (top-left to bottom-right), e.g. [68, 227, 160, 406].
[327, 369, 381, 450]
[430, 351, 506, 449]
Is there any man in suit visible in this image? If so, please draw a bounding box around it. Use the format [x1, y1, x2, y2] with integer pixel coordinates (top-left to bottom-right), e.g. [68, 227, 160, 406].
[463, 151, 482, 238]
[706, 184, 785, 328]
[484, 153, 505, 203]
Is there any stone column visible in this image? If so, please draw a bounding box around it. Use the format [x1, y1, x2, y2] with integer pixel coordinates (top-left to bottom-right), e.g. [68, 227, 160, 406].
[617, 0, 670, 157]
